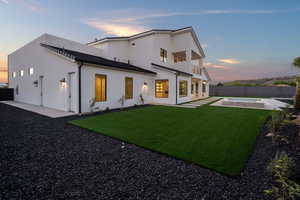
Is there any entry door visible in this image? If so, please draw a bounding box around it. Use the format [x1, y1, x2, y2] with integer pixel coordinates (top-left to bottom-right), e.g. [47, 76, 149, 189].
[39, 76, 44, 106]
[68, 73, 76, 112]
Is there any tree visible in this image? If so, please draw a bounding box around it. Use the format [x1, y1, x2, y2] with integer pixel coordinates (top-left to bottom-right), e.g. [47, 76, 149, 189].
[217, 82, 224, 87]
[293, 57, 300, 109]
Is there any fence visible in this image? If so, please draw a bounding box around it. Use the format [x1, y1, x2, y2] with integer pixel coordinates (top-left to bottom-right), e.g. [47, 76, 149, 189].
[0, 88, 14, 101]
[209, 85, 295, 98]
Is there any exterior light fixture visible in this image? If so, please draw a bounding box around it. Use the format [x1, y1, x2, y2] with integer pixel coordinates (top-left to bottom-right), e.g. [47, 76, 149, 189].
[33, 80, 38, 87]
[144, 82, 148, 86]
[60, 78, 66, 88]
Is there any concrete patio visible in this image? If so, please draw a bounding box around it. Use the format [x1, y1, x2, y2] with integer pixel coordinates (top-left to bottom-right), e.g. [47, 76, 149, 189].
[1, 101, 75, 118]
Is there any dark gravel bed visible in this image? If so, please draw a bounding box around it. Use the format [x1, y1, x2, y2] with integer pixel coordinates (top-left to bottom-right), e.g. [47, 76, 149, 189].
[1, 103, 296, 200]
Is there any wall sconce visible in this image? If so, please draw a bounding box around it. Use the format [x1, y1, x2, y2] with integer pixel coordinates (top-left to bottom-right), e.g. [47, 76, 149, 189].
[60, 78, 67, 88]
[33, 80, 38, 87]
[142, 82, 148, 91]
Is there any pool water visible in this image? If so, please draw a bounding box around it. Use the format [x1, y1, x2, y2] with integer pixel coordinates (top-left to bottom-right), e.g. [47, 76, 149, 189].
[227, 98, 261, 102]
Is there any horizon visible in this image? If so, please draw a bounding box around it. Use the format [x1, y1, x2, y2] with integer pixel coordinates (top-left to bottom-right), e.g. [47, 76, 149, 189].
[1, 0, 300, 83]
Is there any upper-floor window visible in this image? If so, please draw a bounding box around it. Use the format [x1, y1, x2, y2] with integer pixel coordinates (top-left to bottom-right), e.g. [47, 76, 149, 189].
[173, 51, 186, 63]
[12, 72, 16, 78]
[20, 70, 24, 77]
[160, 48, 167, 62]
[29, 67, 34, 75]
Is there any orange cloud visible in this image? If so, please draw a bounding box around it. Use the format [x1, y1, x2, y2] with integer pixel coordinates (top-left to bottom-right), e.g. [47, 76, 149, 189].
[218, 58, 240, 64]
[85, 20, 147, 36]
[204, 62, 229, 69]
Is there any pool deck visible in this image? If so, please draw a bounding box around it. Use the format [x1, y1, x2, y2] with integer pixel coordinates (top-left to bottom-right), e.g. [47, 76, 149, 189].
[210, 97, 291, 110]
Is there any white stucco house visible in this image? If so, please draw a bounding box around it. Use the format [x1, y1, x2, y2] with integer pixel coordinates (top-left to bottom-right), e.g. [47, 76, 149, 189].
[8, 26, 211, 114]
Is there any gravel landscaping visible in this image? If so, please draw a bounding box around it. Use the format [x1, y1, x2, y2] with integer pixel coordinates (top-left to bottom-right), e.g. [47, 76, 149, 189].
[0, 103, 298, 200]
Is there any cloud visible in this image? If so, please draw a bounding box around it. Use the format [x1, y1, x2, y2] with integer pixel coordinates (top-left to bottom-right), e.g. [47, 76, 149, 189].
[0, 0, 8, 4]
[83, 8, 300, 36]
[218, 58, 241, 64]
[204, 62, 229, 69]
[85, 19, 147, 37]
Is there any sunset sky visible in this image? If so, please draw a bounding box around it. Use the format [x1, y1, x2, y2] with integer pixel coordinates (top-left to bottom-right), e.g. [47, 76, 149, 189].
[1, 0, 300, 83]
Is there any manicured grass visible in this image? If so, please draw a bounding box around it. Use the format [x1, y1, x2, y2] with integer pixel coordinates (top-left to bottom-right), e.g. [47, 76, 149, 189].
[70, 105, 270, 176]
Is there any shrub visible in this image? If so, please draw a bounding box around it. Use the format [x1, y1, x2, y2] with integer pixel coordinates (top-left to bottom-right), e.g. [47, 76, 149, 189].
[118, 95, 126, 107]
[139, 94, 144, 105]
[267, 111, 285, 144]
[89, 98, 96, 112]
[265, 151, 300, 200]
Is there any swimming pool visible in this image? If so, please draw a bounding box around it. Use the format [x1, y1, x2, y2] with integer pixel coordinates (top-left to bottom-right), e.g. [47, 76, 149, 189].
[226, 98, 262, 102]
[211, 97, 291, 110]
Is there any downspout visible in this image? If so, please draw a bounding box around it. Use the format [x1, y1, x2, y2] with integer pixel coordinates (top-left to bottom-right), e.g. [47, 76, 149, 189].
[175, 73, 178, 105]
[78, 62, 83, 114]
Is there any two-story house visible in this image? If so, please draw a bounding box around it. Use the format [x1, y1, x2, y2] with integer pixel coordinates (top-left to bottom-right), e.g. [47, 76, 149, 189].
[8, 27, 211, 114]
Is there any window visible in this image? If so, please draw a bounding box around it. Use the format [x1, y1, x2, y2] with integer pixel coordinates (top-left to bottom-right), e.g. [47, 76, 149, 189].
[173, 51, 186, 63]
[155, 80, 169, 98]
[179, 80, 188, 97]
[12, 72, 16, 78]
[125, 77, 133, 99]
[160, 48, 167, 62]
[20, 70, 24, 77]
[95, 74, 106, 102]
[29, 67, 34, 75]
[202, 82, 207, 93]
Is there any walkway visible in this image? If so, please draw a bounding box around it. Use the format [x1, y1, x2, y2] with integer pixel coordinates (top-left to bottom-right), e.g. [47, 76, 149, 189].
[1, 101, 75, 118]
[181, 97, 221, 108]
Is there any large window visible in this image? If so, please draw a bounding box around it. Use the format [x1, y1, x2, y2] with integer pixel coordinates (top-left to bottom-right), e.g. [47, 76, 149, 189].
[125, 77, 133, 99]
[160, 48, 167, 62]
[95, 74, 106, 102]
[155, 80, 169, 98]
[179, 80, 188, 97]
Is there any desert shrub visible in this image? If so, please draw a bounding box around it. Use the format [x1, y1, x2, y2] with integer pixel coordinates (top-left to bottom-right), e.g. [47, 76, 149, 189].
[118, 95, 126, 107]
[89, 98, 97, 112]
[139, 94, 144, 105]
[267, 109, 294, 145]
[265, 151, 300, 200]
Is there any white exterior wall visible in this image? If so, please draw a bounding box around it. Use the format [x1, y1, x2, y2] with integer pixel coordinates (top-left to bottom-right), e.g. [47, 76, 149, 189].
[8, 34, 80, 112]
[81, 65, 155, 113]
[8, 29, 211, 114]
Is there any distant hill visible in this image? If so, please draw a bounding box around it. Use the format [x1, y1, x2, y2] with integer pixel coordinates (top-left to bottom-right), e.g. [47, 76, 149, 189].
[221, 75, 297, 87]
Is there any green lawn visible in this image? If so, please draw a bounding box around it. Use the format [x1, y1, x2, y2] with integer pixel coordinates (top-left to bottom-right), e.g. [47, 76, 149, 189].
[70, 105, 271, 176]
